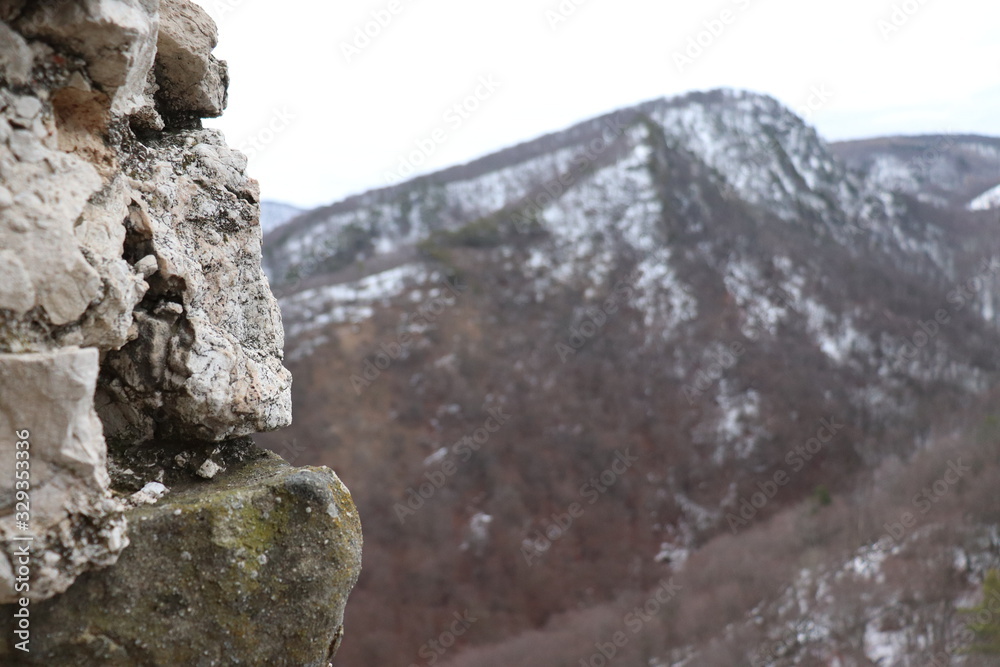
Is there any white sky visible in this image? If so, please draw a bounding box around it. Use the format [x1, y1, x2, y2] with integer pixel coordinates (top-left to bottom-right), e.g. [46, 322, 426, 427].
[200, 0, 1000, 209]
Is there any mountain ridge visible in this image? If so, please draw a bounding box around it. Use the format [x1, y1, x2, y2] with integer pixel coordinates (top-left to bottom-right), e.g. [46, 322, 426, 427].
[257, 88, 1000, 665]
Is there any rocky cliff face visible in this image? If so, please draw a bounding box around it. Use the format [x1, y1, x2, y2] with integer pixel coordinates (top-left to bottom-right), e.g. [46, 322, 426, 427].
[0, 1, 359, 664]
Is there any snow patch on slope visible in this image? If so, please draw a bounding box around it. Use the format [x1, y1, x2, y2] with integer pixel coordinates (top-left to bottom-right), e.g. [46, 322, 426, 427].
[968, 183, 1000, 211]
[532, 128, 698, 339]
[282, 263, 431, 340]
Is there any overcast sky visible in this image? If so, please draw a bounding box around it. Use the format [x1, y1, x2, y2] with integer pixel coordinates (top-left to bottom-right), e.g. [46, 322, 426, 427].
[200, 0, 1000, 210]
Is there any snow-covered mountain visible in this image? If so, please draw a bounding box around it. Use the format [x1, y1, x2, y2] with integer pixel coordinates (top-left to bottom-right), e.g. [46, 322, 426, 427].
[259, 200, 304, 233]
[830, 134, 1000, 210]
[258, 89, 1000, 666]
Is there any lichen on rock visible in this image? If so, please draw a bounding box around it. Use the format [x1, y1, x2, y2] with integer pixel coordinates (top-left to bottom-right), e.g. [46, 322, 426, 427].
[0, 442, 363, 667]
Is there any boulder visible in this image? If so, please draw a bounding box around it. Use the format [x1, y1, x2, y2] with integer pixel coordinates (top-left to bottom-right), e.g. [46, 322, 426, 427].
[0, 442, 363, 666]
[155, 0, 228, 122]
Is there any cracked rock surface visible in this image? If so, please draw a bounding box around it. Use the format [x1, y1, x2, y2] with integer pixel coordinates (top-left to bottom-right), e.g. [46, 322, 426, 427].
[98, 126, 291, 445]
[0, 0, 291, 448]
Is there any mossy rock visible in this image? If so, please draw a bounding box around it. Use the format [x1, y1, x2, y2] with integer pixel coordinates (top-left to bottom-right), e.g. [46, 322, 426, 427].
[0, 446, 362, 666]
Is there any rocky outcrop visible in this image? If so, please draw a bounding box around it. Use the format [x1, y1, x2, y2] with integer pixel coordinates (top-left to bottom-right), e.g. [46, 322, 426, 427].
[0, 0, 359, 660]
[155, 0, 228, 123]
[1, 0, 290, 443]
[96, 126, 291, 445]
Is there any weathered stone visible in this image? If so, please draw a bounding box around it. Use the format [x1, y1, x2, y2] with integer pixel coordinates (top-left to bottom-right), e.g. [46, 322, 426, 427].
[0, 8, 290, 440]
[99, 129, 292, 443]
[0, 347, 127, 604]
[155, 0, 228, 121]
[0, 249, 34, 315]
[0, 20, 31, 85]
[0, 3, 354, 657]
[0, 89, 111, 343]
[64, 177, 149, 352]
[14, 0, 159, 115]
[0, 445, 363, 666]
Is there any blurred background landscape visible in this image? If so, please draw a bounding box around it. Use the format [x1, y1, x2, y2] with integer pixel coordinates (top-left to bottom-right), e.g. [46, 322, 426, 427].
[206, 1, 1000, 664]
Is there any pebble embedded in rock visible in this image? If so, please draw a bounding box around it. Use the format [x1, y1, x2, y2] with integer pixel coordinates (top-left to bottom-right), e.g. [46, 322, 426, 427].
[129, 481, 169, 505]
[13, 95, 42, 121]
[134, 254, 158, 278]
[196, 459, 221, 479]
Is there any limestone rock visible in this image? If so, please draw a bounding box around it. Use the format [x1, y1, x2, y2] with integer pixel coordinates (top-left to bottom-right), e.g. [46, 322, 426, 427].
[0, 56, 147, 355]
[0, 0, 324, 641]
[0, 110, 105, 330]
[0, 347, 127, 604]
[0, 21, 31, 85]
[155, 0, 228, 122]
[0, 2, 291, 445]
[14, 0, 159, 116]
[99, 129, 292, 443]
[0, 444, 363, 667]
